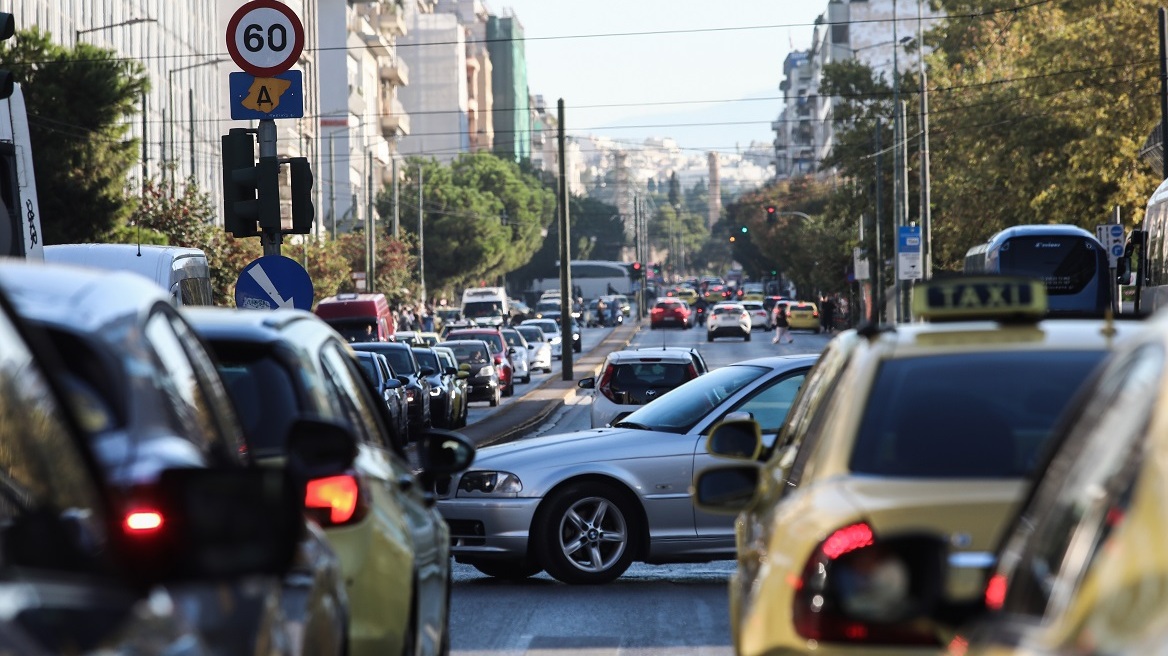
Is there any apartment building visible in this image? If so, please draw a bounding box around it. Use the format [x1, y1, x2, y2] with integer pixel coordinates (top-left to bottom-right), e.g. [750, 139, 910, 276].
[436, 0, 493, 153]
[396, 7, 469, 162]
[486, 11, 529, 163]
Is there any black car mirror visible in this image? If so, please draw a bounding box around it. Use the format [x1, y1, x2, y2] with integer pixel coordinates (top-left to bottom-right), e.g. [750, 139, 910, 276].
[286, 417, 358, 479]
[706, 417, 763, 460]
[385, 378, 403, 389]
[445, 366, 458, 376]
[397, 375, 410, 385]
[692, 464, 760, 513]
[120, 467, 300, 586]
[527, 344, 535, 350]
[578, 377, 595, 389]
[417, 429, 476, 482]
[508, 347, 517, 355]
[420, 367, 436, 377]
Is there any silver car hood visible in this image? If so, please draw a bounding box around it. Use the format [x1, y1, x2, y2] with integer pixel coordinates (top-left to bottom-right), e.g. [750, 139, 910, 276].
[474, 427, 674, 470]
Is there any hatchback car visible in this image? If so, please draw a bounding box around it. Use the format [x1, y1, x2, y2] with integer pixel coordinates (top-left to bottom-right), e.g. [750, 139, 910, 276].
[741, 300, 771, 330]
[785, 301, 821, 332]
[413, 346, 462, 429]
[445, 327, 516, 396]
[353, 350, 410, 445]
[351, 341, 433, 433]
[186, 308, 476, 656]
[522, 318, 564, 358]
[707, 302, 752, 341]
[444, 339, 502, 407]
[0, 271, 309, 654]
[650, 298, 692, 329]
[438, 355, 817, 584]
[578, 347, 708, 428]
[693, 277, 1142, 656]
[515, 324, 553, 373]
[501, 327, 532, 383]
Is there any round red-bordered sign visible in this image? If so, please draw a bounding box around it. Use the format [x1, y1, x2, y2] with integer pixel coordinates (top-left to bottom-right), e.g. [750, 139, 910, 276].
[226, 0, 305, 77]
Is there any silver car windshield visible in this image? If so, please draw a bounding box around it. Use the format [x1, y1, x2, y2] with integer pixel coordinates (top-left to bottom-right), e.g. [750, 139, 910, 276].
[615, 364, 768, 434]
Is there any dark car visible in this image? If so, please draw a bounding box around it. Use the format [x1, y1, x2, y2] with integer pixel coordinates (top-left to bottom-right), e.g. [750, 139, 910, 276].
[433, 346, 469, 428]
[444, 339, 502, 407]
[354, 350, 410, 444]
[413, 346, 461, 429]
[351, 341, 433, 433]
[0, 261, 327, 652]
[445, 328, 515, 397]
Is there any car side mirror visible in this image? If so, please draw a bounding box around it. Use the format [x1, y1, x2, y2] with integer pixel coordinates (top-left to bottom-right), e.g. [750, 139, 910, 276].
[692, 463, 760, 513]
[508, 347, 517, 356]
[417, 429, 476, 485]
[707, 417, 763, 460]
[578, 377, 596, 389]
[385, 378, 403, 389]
[286, 417, 359, 479]
[397, 375, 410, 385]
[528, 344, 535, 350]
[420, 367, 436, 377]
[445, 366, 458, 376]
[118, 467, 301, 586]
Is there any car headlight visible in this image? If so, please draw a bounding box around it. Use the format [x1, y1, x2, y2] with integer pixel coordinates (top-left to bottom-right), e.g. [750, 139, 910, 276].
[457, 471, 522, 496]
[480, 365, 495, 377]
[405, 389, 418, 403]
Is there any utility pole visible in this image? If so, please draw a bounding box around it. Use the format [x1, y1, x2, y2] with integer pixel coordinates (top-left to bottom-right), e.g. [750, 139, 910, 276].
[1161, 7, 1168, 183]
[367, 151, 375, 294]
[900, 99, 911, 321]
[258, 119, 281, 257]
[328, 133, 336, 240]
[918, 0, 932, 281]
[392, 157, 400, 238]
[418, 163, 426, 304]
[557, 99, 573, 380]
[188, 89, 196, 182]
[874, 117, 884, 323]
[141, 93, 147, 196]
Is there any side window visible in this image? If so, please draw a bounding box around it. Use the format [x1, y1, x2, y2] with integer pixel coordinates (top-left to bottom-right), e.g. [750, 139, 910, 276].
[167, 315, 245, 463]
[144, 311, 219, 453]
[729, 372, 807, 434]
[0, 313, 104, 540]
[319, 342, 388, 448]
[1000, 343, 1163, 620]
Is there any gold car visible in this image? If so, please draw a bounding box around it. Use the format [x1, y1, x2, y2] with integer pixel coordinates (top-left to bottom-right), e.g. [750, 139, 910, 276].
[785, 301, 821, 332]
[671, 286, 699, 305]
[695, 277, 1139, 656]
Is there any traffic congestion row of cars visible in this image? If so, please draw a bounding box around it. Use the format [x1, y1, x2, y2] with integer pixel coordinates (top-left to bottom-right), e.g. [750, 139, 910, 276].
[0, 259, 477, 655]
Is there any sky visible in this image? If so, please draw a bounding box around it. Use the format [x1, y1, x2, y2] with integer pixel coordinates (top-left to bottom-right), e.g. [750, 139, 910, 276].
[493, 1, 827, 153]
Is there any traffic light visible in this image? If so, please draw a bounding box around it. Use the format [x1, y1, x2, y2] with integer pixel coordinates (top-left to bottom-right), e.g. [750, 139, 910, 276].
[631, 261, 642, 273]
[729, 236, 736, 243]
[289, 157, 314, 234]
[766, 205, 777, 224]
[221, 128, 278, 237]
[653, 263, 662, 275]
[0, 14, 13, 100]
[740, 226, 748, 234]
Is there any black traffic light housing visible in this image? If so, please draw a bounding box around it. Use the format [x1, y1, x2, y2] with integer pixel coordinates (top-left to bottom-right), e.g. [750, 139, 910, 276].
[221, 128, 279, 237]
[765, 205, 777, 224]
[288, 157, 314, 234]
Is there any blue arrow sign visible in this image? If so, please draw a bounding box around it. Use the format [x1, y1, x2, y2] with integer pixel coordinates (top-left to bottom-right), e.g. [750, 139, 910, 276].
[229, 70, 304, 120]
[235, 255, 314, 310]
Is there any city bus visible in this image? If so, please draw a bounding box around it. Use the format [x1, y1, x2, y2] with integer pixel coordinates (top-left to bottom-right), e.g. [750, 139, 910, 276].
[963, 224, 1111, 316]
[529, 260, 633, 301]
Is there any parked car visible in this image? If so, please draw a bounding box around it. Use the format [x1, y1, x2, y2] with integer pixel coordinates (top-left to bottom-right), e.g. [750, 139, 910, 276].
[0, 261, 341, 653]
[445, 327, 515, 396]
[650, 298, 692, 329]
[707, 302, 752, 341]
[515, 324, 553, 373]
[433, 345, 469, 428]
[413, 346, 461, 429]
[578, 347, 709, 428]
[437, 355, 817, 583]
[185, 307, 476, 656]
[444, 339, 503, 407]
[501, 327, 532, 383]
[353, 350, 410, 445]
[0, 273, 310, 654]
[351, 341, 433, 433]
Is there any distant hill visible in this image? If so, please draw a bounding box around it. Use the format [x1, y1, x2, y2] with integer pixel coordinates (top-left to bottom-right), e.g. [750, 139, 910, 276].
[595, 88, 782, 153]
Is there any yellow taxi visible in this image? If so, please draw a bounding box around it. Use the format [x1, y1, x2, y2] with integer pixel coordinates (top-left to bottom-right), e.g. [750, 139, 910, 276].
[785, 300, 821, 332]
[673, 286, 699, 305]
[693, 277, 1140, 656]
[741, 283, 766, 302]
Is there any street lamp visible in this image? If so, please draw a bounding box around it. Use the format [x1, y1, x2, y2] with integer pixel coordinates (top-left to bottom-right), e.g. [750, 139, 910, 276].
[167, 58, 227, 188]
[75, 17, 156, 44]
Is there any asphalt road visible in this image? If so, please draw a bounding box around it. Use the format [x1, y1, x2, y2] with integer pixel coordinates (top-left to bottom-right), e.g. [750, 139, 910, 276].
[448, 321, 832, 655]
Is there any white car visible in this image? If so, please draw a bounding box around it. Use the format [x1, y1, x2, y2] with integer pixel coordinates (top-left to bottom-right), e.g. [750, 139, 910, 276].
[707, 302, 751, 341]
[578, 347, 708, 428]
[741, 301, 771, 330]
[515, 325, 553, 373]
[521, 318, 562, 359]
[500, 328, 532, 383]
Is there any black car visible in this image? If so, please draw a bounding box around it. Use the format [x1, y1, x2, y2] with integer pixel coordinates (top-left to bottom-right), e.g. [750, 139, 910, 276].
[443, 339, 502, 407]
[354, 350, 410, 444]
[352, 341, 433, 432]
[412, 346, 460, 429]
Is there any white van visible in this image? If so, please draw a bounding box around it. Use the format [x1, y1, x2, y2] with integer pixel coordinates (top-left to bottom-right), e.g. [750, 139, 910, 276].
[461, 286, 509, 327]
[43, 244, 214, 306]
[0, 84, 44, 260]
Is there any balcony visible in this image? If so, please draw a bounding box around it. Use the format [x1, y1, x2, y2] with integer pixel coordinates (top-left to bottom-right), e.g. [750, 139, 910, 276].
[362, 32, 391, 57]
[380, 98, 410, 137]
[377, 4, 407, 37]
[379, 58, 409, 86]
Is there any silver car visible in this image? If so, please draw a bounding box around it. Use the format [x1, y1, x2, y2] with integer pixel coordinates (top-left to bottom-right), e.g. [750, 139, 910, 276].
[501, 327, 532, 383]
[436, 355, 817, 584]
[516, 324, 553, 373]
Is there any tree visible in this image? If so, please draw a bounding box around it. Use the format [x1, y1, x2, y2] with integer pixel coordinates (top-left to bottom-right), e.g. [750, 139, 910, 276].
[0, 29, 148, 244]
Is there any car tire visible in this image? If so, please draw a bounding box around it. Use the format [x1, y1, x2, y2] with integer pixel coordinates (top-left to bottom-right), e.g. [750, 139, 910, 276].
[469, 559, 543, 580]
[490, 388, 500, 407]
[745, 331, 752, 342]
[522, 373, 532, 384]
[533, 482, 639, 585]
[707, 333, 713, 342]
[503, 380, 515, 397]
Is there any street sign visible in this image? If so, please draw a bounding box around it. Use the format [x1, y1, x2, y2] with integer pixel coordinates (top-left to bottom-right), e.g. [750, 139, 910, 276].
[226, 0, 305, 78]
[229, 70, 304, 120]
[897, 225, 922, 281]
[1095, 223, 1125, 268]
[235, 255, 314, 310]
[853, 247, 870, 281]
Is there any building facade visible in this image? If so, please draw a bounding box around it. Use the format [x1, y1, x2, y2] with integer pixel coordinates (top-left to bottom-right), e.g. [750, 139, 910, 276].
[397, 8, 470, 162]
[486, 12, 529, 163]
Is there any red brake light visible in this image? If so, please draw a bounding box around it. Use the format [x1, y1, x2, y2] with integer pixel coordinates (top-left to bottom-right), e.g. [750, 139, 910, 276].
[124, 509, 164, 535]
[597, 363, 617, 403]
[984, 573, 1007, 610]
[306, 474, 365, 526]
[685, 363, 698, 380]
[821, 523, 874, 558]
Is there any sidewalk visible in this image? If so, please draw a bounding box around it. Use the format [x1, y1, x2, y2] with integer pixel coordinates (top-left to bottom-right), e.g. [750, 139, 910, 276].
[457, 318, 640, 448]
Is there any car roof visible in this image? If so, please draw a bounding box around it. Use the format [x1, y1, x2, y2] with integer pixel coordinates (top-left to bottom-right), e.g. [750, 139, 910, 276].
[182, 306, 325, 344]
[0, 260, 172, 332]
[606, 349, 696, 364]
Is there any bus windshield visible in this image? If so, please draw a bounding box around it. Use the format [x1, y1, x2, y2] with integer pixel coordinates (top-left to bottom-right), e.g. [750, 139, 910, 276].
[997, 236, 1101, 295]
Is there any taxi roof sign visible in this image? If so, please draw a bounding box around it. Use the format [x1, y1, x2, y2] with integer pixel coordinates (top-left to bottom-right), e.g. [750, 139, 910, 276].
[914, 277, 1048, 322]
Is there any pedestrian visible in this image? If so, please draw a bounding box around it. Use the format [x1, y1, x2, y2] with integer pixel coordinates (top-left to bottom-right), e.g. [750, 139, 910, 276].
[772, 304, 793, 344]
[821, 296, 836, 335]
[422, 303, 435, 333]
[596, 298, 608, 327]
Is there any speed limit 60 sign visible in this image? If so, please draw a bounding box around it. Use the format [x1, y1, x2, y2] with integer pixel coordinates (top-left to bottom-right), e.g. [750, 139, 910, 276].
[226, 0, 305, 77]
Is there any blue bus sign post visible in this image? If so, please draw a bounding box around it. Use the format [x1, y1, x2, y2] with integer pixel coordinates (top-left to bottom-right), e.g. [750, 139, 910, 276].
[235, 255, 314, 310]
[897, 225, 922, 281]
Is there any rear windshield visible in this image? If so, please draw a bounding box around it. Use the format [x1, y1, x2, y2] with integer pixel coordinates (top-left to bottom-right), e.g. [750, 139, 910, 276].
[850, 351, 1105, 478]
[448, 342, 489, 363]
[517, 327, 543, 343]
[502, 331, 525, 347]
[713, 306, 740, 315]
[323, 318, 378, 342]
[464, 301, 504, 319]
[215, 354, 304, 455]
[610, 362, 694, 391]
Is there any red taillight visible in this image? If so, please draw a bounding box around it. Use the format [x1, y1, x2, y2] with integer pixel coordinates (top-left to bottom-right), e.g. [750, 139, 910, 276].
[792, 522, 938, 646]
[984, 573, 1007, 610]
[685, 363, 698, 380]
[124, 509, 164, 535]
[305, 474, 366, 526]
[597, 363, 617, 403]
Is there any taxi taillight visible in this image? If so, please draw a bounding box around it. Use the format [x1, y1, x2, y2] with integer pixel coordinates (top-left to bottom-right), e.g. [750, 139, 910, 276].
[305, 474, 368, 527]
[123, 509, 164, 535]
[792, 522, 939, 646]
[597, 363, 617, 403]
[984, 573, 1007, 610]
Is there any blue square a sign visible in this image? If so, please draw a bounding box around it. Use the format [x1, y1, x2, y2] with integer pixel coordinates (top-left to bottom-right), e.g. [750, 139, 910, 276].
[229, 70, 304, 120]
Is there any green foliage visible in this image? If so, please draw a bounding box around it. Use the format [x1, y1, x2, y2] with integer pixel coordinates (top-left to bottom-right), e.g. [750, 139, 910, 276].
[0, 29, 148, 244]
[510, 194, 623, 293]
